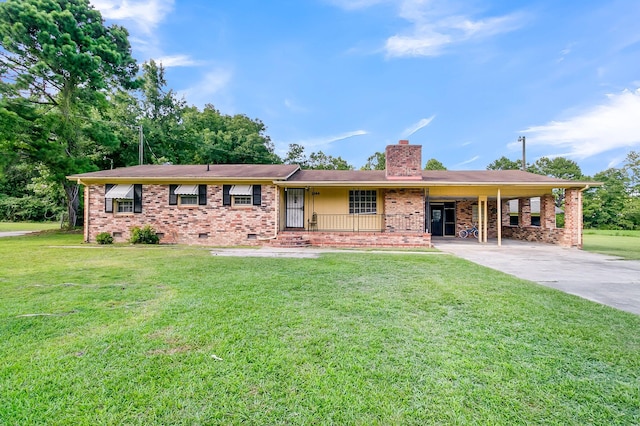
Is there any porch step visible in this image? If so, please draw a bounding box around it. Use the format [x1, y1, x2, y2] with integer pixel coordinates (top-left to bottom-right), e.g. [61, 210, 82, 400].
[269, 234, 311, 248]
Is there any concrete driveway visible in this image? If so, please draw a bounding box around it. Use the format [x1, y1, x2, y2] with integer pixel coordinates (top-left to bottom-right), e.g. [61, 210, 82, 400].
[434, 238, 640, 316]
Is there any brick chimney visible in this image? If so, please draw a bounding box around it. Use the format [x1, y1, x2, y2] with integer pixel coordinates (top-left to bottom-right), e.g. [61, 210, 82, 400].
[385, 140, 422, 180]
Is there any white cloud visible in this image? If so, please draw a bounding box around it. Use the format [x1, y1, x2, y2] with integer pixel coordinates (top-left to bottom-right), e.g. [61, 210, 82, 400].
[179, 68, 234, 107]
[401, 115, 435, 138]
[91, 0, 174, 34]
[455, 155, 480, 167]
[154, 55, 201, 68]
[345, 0, 524, 58]
[386, 13, 523, 57]
[275, 130, 369, 156]
[520, 88, 640, 159]
[298, 130, 369, 149]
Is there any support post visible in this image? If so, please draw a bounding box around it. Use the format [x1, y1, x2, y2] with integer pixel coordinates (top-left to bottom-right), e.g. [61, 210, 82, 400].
[497, 189, 502, 246]
[477, 197, 483, 243]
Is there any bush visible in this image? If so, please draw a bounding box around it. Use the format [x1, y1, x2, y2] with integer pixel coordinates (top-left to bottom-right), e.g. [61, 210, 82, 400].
[96, 232, 114, 245]
[130, 225, 160, 244]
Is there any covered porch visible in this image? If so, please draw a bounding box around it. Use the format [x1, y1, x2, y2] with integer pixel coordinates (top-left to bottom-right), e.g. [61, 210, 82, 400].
[274, 185, 431, 248]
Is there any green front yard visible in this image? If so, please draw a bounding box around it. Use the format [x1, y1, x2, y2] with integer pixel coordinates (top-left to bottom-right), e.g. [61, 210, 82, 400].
[583, 229, 640, 260]
[1, 232, 638, 424]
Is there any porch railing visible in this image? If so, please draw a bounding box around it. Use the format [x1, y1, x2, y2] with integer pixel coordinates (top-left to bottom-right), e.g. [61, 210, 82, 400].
[308, 213, 424, 233]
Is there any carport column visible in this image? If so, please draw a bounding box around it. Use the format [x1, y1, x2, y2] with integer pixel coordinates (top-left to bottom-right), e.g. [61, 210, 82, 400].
[518, 197, 531, 228]
[540, 194, 556, 229]
[497, 189, 502, 246]
[478, 195, 488, 243]
[563, 188, 582, 248]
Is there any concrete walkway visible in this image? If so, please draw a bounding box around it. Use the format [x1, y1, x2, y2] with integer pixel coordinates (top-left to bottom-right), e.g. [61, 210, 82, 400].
[434, 238, 640, 316]
[0, 231, 34, 238]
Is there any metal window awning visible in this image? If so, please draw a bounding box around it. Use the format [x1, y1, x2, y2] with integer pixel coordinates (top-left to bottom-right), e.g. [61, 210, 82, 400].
[174, 184, 199, 195]
[105, 184, 134, 199]
[229, 185, 252, 195]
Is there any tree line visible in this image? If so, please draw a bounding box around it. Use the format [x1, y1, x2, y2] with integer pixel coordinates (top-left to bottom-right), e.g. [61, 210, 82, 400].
[0, 0, 638, 230]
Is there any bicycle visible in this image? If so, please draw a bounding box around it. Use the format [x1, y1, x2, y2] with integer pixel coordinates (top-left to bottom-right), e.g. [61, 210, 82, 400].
[458, 224, 479, 239]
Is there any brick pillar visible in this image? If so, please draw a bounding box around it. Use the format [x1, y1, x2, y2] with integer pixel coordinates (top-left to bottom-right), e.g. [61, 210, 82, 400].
[540, 194, 556, 229]
[519, 197, 531, 227]
[501, 199, 510, 225]
[562, 188, 582, 248]
[385, 140, 422, 180]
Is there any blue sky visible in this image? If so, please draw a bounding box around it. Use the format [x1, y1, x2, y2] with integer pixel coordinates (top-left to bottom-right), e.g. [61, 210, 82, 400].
[91, 0, 640, 176]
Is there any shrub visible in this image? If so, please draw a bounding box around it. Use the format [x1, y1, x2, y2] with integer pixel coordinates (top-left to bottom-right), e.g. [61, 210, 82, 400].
[130, 225, 160, 244]
[96, 232, 114, 245]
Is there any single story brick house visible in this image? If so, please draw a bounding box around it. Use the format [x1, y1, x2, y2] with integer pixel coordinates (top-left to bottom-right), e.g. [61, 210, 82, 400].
[68, 140, 597, 248]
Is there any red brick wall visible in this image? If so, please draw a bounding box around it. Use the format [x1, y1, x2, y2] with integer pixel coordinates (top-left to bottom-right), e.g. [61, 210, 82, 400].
[308, 232, 432, 248]
[85, 184, 278, 245]
[383, 188, 425, 232]
[456, 200, 499, 238]
[502, 226, 566, 245]
[385, 141, 422, 180]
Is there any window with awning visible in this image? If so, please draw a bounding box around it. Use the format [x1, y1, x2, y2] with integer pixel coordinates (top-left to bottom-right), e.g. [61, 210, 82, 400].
[169, 184, 207, 206]
[223, 185, 262, 206]
[229, 185, 252, 195]
[173, 184, 199, 195]
[105, 184, 134, 199]
[105, 184, 142, 214]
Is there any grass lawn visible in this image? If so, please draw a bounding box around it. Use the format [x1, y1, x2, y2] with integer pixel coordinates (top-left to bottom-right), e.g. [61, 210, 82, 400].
[0, 221, 60, 232]
[1, 233, 639, 424]
[583, 229, 640, 260]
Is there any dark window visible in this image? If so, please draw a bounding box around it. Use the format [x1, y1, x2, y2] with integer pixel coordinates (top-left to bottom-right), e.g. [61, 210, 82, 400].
[133, 184, 142, 213]
[223, 185, 231, 206]
[198, 185, 207, 205]
[169, 185, 178, 205]
[105, 184, 114, 213]
[252, 185, 261, 206]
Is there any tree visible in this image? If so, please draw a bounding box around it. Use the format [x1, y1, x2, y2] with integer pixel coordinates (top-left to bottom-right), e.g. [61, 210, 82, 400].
[139, 60, 187, 164]
[424, 158, 447, 170]
[486, 156, 522, 170]
[583, 168, 629, 229]
[184, 105, 279, 165]
[283, 144, 352, 170]
[284, 144, 308, 167]
[307, 151, 352, 170]
[529, 157, 583, 180]
[529, 157, 584, 208]
[624, 150, 640, 196]
[0, 0, 138, 227]
[361, 152, 385, 170]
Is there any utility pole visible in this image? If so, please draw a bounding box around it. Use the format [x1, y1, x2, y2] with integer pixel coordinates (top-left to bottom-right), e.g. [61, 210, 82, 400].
[518, 136, 526, 171]
[138, 125, 144, 165]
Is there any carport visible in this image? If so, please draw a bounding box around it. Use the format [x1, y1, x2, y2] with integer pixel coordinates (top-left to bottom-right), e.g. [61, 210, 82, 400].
[425, 174, 596, 248]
